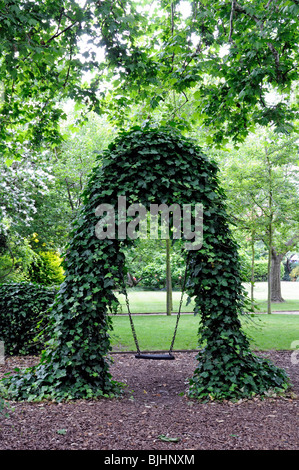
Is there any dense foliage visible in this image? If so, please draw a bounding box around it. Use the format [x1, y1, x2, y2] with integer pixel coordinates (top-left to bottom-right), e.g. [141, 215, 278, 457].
[290, 264, 299, 281]
[29, 250, 65, 286]
[1, 0, 298, 298]
[104, 1, 299, 142]
[1, 0, 299, 158]
[125, 239, 185, 290]
[0, 232, 65, 285]
[242, 258, 284, 282]
[2, 127, 290, 401]
[0, 0, 143, 159]
[0, 283, 57, 355]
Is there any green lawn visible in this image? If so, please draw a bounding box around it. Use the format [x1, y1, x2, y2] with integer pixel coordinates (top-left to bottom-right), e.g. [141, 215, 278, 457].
[254, 299, 299, 312]
[110, 282, 299, 352]
[114, 281, 299, 314]
[244, 281, 299, 300]
[110, 314, 299, 352]
[115, 291, 194, 314]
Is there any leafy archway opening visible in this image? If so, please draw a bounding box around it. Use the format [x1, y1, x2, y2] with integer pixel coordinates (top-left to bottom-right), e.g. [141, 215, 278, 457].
[3, 127, 289, 401]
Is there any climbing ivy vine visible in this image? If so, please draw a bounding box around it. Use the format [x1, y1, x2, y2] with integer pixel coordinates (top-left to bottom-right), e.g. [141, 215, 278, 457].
[2, 127, 290, 401]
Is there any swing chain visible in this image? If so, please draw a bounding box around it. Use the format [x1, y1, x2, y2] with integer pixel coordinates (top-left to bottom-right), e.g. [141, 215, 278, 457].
[123, 284, 141, 355]
[169, 251, 190, 353]
[122, 250, 190, 358]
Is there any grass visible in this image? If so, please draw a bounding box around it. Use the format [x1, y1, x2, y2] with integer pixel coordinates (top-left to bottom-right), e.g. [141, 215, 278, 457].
[243, 314, 299, 350]
[115, 291, 194, 314]
[245, 281, 299, 312]
[114, 281, 299, 314]
[110, 314, 299, 352]
[244, 281, 299, 300]
[110, 281, 299, 352]
[254, 299, 299, 312]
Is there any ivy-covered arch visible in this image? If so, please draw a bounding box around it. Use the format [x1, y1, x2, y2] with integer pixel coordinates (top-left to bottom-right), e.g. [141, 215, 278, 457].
[4, 127, 289, 401]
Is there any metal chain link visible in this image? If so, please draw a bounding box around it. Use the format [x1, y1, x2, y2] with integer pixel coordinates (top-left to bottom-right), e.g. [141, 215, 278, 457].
[123, 278, 141, 355]
[122, 251, 190, 357]
[169, 252, 190, 353]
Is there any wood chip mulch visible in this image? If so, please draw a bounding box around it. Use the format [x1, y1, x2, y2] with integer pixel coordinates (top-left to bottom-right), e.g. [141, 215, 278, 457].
[0, 350, 298, 451]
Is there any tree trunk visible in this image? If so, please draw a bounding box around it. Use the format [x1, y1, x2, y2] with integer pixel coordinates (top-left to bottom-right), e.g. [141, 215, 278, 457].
[267, 245, 272, 314]
[166, 239, 173, 315]
[266, 148, 273, 314]
[271, 249, 284, 302]
[250, 230, 255, 307]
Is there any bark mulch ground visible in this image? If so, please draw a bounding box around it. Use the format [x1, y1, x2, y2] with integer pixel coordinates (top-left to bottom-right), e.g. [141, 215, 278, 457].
[0, 350, 298, 451]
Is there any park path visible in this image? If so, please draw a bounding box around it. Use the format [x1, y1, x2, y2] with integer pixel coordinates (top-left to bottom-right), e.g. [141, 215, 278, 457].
[115, 311, 299, 315]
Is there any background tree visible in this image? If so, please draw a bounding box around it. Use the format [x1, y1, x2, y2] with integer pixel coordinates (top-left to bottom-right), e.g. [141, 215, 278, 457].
[0, 108, 115, 280]
[1, 0, 299, 255]
[20, 111, 116, 250]
[0, 0, 143, 158]
[104, 0, 299, 143]
[218, 129, 299, 311]
[1, 0, 299, 155]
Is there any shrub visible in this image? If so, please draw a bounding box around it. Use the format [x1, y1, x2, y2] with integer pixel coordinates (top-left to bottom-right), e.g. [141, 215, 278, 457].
[241, 258, 284, 282]
[0, 382, 10, 418]
[29, 251, 65, 286]
[254, 259, 269, 281]
[0, 283, 58, 355]
[137, 263, 185, 290]
[0, 236, 37, 283]
[290, 265, 299, 281]
[137, 263, 167, 290]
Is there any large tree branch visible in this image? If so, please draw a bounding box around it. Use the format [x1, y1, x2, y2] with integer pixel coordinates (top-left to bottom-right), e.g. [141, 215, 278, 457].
[270, 233, 299, 258]
[45, 20, 79, 45]
[285, 233, 299, 248]
[64, 177, 75, 212]
[228, 0, 236, 43]
[234, 2, 260, 23]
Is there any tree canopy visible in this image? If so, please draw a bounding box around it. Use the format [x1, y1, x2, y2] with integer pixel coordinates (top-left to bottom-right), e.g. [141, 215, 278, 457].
[1, 0, 299, 157]
[0, 0, 142, 158]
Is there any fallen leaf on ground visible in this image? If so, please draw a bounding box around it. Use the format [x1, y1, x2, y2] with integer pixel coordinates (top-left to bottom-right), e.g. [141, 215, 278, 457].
[158, 434, 180, 442]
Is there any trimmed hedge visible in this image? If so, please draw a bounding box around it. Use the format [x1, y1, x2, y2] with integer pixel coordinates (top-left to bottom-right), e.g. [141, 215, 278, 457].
[0, 283, 58, 355]
[242, 258, 284, 282]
